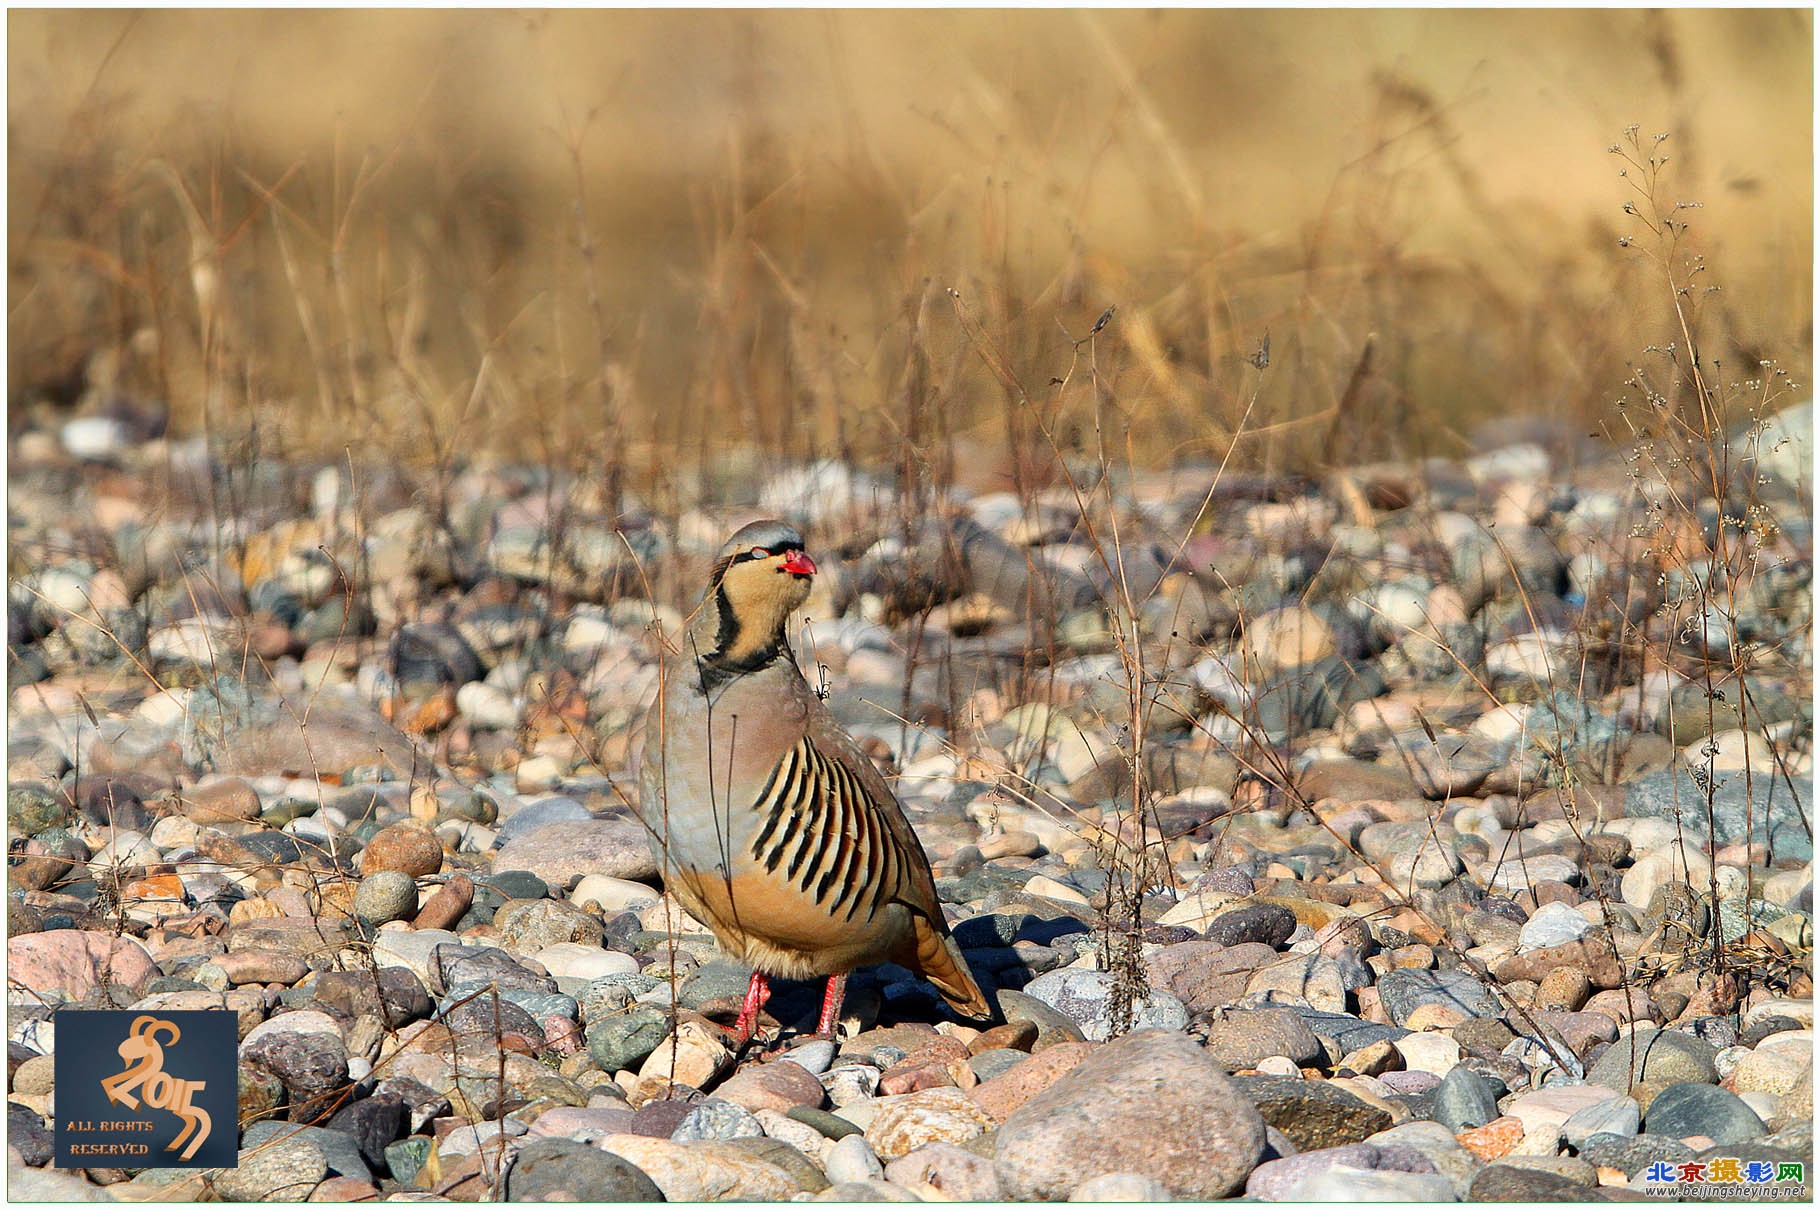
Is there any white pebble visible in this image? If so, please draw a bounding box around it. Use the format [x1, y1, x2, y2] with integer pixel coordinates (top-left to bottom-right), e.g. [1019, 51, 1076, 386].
[824, 1133, 884, 1183]
[571, 874, 660, 915]
[515, 754, 565, 793]
[456, 681, 519, 730]
[61, 416, 133, 461]
[1069, 1173, 1173, 1202]
[535, 943, 639, 981]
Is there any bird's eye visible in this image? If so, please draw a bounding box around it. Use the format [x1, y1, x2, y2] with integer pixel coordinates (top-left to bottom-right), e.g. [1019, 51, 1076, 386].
[749, 546, 769, 559]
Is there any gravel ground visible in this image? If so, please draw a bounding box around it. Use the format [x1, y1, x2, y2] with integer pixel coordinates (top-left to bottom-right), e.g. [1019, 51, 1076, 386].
[6, 403, 1812, 1201]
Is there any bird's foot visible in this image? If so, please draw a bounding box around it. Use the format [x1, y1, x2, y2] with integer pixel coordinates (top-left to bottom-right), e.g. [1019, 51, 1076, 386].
[728, 1030, 772, 1065]
[815, 973, 848, 1038]
[730, 972, 771, 1041]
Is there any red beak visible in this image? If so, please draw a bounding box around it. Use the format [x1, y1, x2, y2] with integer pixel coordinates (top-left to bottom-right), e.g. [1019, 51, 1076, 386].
[779, 550, 817, 577]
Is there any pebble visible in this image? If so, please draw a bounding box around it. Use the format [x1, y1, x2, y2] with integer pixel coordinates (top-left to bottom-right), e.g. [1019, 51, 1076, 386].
[1468, 1162, 1588, 1200]
[885, 1140, 1002, 1199]
[1643, 1082, 1768, 1145]
[673, 1098, 764, 1141]
[1376, 968, 1500, 1025]
[864, 1086, 995, 1159]
[597, 1134, 806, 1200]
[715, 1060, 826, 1112]
[216, 1138, 329, 1200]
[6, 931, 159, 1001]
[823, 1132, 885, 1183]
[1561, 1096, 1641, 1147]
[1517, 900, 1595, 950]
[1204, 903, 1298, 948]
[1288, 1167, 1457, 1201]
[995, 1030, 1266, 1199]
[1730, 1045, 1809, 1100]
[1207, 1006, 1327, 1069]
[505, 1137, 664, 1201]
[358, 824, 444, 877]
[1587, 1028, 1719, 1091]
[779, 1039, 837, 1075]
[1066, 1172, 1174, 1201]
[491, 817, 657, 888]
[1460, 1115, 1536, 1162]
[1019, 968, 1190, 1041]
[1245, 1141, 1445, 1199]
[570, 874, 661, 914]
[1392, 1030, 1460, 1076]
[212, 949, 310, 986]
[181, 777, 263, 823]
[634, 1021, 729, 1092]
[967, 1039, 1093, 1120]
[1238, 1074, 1393, 1151]
[353, 870, 420, 923]
[411, 874, 474, 930]
[1503, 1084, 1622, 1135]
[1582, 1132, 1697, 1177]
[242, 1120, 372, 1181]
[1430, 1064, 1499, 1131]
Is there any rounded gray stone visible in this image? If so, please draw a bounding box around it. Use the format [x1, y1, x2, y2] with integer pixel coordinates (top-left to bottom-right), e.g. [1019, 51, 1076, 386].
[1587, 1028, 1718, 1091]
[1375, 968, 1500, 1026]
[674, 1098, 765, 1141]
[492, 817, 657, 887]
[587, 1004, 670, 1073]
[1431, 1063, 1499, 1131]
[1643, 1083, 1767, 1145]
[1562, 1096, 1640, 1147]
[1019, 968, 1189, 1042]
[353, 870, 420, 924]
[1067, 1172, 1173, 1201]
[824, 1133, 885, 1184]
[1292, 1167, 1456, 1201]
[506, 1137, 664, 1201]
[215, 1138, 329, 1200]
[1245, 1143, 1381, 1198]
[1205, 1006, 1326, 1069]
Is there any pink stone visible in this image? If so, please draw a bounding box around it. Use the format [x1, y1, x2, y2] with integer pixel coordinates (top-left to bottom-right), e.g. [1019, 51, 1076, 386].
[714, 1060, 827, 1112]
[542, 1016, 584, 1055]
[6, 930, 158, 1001]
[1503, 1084, 1622, 1134]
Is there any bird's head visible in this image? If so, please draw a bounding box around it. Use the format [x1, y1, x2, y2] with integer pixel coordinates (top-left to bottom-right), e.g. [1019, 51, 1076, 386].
[705, 519, 817, 653]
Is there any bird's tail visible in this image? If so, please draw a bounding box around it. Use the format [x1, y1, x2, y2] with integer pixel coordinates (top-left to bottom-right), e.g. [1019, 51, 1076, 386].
[908, 913, 996, 1021]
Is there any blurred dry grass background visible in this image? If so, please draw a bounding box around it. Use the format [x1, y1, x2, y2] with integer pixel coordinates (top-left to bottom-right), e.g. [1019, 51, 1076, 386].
[8, 8, 1813, 487]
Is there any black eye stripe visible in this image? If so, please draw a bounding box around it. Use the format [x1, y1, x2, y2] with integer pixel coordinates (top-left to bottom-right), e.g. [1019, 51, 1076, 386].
[732, 541, 804, 564]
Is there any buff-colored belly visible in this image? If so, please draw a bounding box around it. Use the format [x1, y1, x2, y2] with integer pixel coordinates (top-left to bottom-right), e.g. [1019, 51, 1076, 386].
[671, 867, 911, 980]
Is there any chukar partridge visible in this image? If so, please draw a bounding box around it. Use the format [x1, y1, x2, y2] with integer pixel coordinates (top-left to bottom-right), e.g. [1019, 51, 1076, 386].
[639, 519, 992, 1044]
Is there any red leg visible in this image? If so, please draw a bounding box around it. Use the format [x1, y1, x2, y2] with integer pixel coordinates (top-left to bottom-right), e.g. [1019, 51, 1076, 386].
[816, 973, 848, 1037]
[732, 971, 771, 1047]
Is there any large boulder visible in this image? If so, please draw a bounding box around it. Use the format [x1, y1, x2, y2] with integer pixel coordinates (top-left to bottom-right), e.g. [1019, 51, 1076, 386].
[993, 1029, 1266, 1199]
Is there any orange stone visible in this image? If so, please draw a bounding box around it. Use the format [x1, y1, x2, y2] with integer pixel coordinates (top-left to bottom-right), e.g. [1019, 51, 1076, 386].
[967, 1041, 1095, 1121]
[1403, 1003, 1470, 1031]
[878, 1059, 958, 1096]
[123, 873, 185, 902]
[405, 686, 460, 736]
[880, 1039, 971, 1095]
[1456, 1115, 1525, 1160]
[968, 1020, 1038, 1055]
